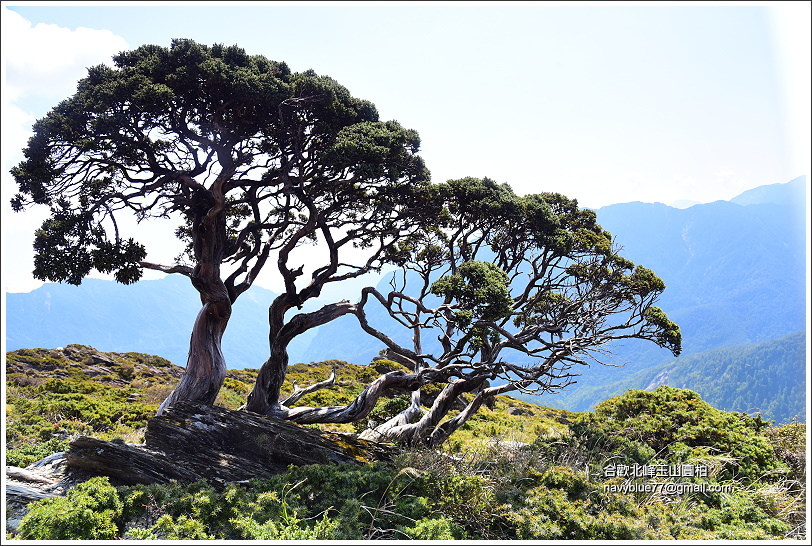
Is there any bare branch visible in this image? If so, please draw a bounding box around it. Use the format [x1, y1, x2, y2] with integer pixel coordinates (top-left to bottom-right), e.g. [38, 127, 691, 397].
[139, 261, 193, 276]
[281, 368, 337, 406]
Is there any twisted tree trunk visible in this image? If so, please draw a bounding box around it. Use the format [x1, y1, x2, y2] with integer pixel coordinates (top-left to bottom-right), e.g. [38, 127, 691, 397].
[156, 296, 230, 415]
[360, 376, 504, 447]
[243, 297, 428, 424]
[285, 370, 423, 424]
[157, 187, 231, 415]
[244, 299, 357, 416]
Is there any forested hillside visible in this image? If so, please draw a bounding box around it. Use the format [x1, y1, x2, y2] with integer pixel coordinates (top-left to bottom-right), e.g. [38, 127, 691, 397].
[549, 331, 806, 423]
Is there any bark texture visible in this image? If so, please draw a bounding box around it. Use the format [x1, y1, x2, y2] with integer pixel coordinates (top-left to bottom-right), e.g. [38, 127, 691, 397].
[65, 402, 392, 486]
[156, 300, 230, 415]
[65, 437, 202, 485]
[157, 187, 232, 415]
[360, 377, 504, 447]
[285, 371, 424, 424]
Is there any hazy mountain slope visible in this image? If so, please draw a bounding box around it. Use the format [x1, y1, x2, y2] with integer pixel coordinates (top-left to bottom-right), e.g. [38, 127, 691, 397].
[730, 175, 807, 207]
[5, 275, 285, 370]
[537, 331, 806, 425]
[546, 177, 805, 401]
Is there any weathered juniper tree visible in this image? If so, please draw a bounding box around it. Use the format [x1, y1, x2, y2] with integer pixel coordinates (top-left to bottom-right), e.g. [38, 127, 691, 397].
[11, 39, 679, 447]
[10, 39, 431, 414]
[259, 177, 680, 445]
[334, 177, 682, 447]
[240, 120, 438, 417]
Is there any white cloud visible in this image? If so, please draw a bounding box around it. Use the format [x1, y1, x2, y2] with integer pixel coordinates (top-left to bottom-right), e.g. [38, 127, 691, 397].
[2, 8, 129, 101]
[1, 8, 130, 293]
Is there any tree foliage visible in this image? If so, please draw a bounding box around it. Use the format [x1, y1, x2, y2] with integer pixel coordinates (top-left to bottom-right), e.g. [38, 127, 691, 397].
[351, 177, 681, 445]
[11, 39, 431, 414]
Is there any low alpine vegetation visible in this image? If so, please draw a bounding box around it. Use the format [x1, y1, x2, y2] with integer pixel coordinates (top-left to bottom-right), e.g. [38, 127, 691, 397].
[6, 349, 805, 540]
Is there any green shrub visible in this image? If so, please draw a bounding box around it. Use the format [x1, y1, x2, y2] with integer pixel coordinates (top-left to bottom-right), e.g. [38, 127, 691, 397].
[17, 476, 123, 540]
[569, 386, 782, 483]
[122, 527, 158, 539]
[121, 477, 342, 540]
[698, 490, 791, 539]
[401, 516, 464, 540]
[6, 377, 156, 445]
[5, 437, 68, 467]
[229, 503, 339, 540]
[764, 418, 806, 480]
[120, 479, 226, 533]
[150, 514, 213, 540]
[5, 349, 804, 541]
[509, 483, 659, 540]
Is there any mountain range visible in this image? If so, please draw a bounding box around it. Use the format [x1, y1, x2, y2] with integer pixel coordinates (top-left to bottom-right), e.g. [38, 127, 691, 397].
[4, 176, 807, 423]
[4, 274, 290, 371]
[555, 331, 806, 424]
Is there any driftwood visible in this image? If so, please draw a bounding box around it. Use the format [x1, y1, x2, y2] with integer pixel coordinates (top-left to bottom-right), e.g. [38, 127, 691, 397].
[6, 466, 58, 485]
[65, 401, 392, 486]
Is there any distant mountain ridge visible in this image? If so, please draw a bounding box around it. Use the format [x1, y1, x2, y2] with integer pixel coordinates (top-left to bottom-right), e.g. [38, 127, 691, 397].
[5, 274, 286, 370]
[5, 177, 807, 423]
[730, 176, 808, 208]
[534, 331, 806, 425]
[532, 176, 807, 411]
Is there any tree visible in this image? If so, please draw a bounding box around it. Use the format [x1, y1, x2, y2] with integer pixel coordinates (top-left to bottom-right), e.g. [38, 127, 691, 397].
[245, 177, 680, 447]
[10, 39, 431, 414]
[11, 39, 680, 450]
[340, 177, 682, 446]
[239, 121, 438, 417]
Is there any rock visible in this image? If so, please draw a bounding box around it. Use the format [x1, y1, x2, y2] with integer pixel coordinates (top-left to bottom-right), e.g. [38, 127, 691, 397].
[90, 353, 115, 365]
[507, 406, 532, 416]
[66, 437, 202, 485]
[486, 438, 528, 457]
[65, 401, 393, 487]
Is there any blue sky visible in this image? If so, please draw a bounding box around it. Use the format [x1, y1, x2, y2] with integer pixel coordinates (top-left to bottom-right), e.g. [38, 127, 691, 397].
[1, 1, 810, 295]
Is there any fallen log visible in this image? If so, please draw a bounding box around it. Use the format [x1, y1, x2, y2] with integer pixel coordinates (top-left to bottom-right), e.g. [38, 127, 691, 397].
[66, 401, 392, 486]
[6, 466, 58, 485]
[5, 484, 58, 504]
[65, 437, 203, 485]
